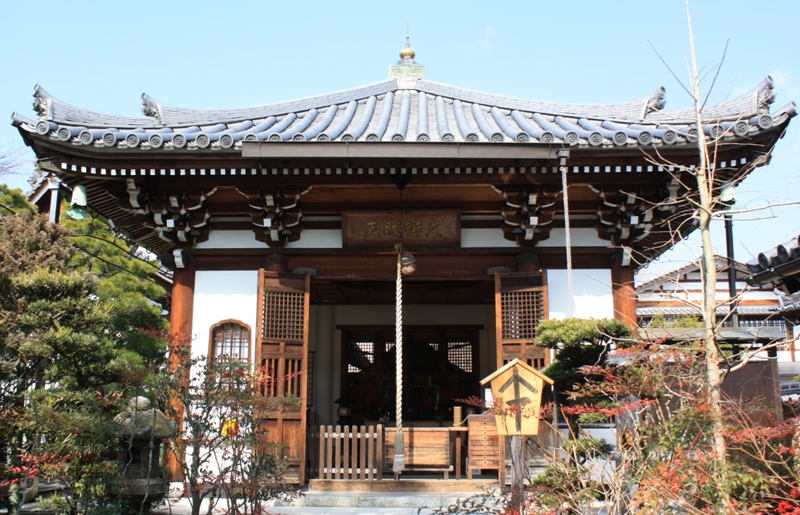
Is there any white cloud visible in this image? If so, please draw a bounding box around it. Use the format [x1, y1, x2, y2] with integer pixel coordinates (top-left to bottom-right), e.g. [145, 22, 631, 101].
[484, 25, 494, 55]
[770, 68, 799, 100]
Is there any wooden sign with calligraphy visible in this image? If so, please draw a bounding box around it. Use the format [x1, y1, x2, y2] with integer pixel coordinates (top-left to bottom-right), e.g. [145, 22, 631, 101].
[342, 210, 460, 247]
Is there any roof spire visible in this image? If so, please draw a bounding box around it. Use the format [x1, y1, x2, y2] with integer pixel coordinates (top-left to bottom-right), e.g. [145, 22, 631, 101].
[390, 23, 424, 79]
[399, 21, 416, 61]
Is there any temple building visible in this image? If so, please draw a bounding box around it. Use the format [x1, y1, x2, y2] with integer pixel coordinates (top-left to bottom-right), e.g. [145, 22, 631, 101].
[11, 42, 797, 484]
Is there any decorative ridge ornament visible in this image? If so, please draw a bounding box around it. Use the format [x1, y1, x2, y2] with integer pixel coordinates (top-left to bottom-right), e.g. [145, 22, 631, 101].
[141, 93, 161, 119]
[32, 84, 53, 118]
[398, 23, 416, 62]
[641, 87, 667, 119]
[390, 25, 425, 79]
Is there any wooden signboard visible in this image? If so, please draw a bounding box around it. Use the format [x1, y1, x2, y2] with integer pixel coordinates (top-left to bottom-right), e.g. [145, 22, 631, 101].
[342, 210, 460, 247]
[480, 358, 553, 436]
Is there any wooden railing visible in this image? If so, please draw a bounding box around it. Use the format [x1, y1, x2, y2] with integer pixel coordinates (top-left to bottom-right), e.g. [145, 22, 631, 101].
[315, 425, 384, 480]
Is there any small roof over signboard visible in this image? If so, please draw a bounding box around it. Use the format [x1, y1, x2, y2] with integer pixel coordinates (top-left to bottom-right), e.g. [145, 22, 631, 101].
[480, 358, 554, 387]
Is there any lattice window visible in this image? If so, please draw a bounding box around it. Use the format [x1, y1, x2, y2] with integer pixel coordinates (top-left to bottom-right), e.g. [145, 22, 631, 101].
[260, 357, 303, 398]
[347, 341, 375, 373]
[284, 358, 303, 398]
[448, 341, 473, 373]
[210, 320, 250, 360]
[726, 318, 786, 335]
[262, 290, 305, 342]
[526, 357, 546, 370]
[261, 358, 280, 397]
[501, 290, 544, 341]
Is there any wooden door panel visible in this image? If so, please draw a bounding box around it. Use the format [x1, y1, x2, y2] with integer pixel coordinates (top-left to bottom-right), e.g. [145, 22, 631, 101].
[256, 271, 310, 484]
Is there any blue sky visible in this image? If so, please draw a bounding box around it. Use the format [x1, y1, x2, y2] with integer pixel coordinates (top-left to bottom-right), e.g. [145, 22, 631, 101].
[2, 1, 799, 283]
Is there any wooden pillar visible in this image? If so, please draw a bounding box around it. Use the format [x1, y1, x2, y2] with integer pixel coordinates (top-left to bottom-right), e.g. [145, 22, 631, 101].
[517, 252, 539, 272]
[265, 252, 288, 272]
[166, 261, 196, 483]
[611, 261, 637, 329]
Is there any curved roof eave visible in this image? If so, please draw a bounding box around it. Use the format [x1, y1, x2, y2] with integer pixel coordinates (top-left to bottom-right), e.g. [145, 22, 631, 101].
[12, 76, 796, 151]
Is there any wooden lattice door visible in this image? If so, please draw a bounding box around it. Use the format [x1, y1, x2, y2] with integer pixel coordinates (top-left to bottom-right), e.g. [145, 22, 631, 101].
[494, 271, 549, 369]
[255, 271, 310, 484]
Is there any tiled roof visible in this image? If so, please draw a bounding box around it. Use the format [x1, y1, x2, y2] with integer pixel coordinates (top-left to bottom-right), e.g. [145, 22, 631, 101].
[635, 255, 752, 292]
[637, 305, 776, 316]
[11, 76, 796, 152]
[776, 293, 800, 316]
[746, 235, 800, 292]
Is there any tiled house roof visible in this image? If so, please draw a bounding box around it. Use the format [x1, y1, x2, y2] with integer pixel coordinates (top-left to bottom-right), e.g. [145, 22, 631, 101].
[11, 76, 795, 152]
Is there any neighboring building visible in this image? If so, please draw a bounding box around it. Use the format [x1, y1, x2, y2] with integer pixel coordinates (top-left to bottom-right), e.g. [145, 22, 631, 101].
[747, 235, 800, 380]
[636, 256, 786, 335]
[11, 42, 796, 484]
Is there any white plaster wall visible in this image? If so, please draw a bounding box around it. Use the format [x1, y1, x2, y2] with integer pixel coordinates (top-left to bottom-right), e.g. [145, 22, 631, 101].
[194, 229, 345, 250]
[458, 228, 609, 249]
[194, 230, 260, 250]
[194, 227, 612, 251]
[191, 270, 258, 359]
[538, 228, 607, 248]
[461, 228, 517, 248]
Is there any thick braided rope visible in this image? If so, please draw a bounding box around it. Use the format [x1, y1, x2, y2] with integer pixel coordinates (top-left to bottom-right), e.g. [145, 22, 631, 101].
[393, 252, 405, 473]
[561, 164, 576, 317]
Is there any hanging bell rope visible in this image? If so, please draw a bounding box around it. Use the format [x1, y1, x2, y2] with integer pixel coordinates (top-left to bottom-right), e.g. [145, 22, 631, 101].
[559, 152, 576, 317]
[394, 245, 405, 476]
[393, 244, 416, 478]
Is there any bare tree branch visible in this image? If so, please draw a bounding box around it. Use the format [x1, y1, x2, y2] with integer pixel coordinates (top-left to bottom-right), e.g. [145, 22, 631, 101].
[648, 40, 693, 98]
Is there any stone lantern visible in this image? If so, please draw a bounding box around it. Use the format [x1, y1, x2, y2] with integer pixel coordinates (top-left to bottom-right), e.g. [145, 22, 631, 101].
[113, 396, 177, 513]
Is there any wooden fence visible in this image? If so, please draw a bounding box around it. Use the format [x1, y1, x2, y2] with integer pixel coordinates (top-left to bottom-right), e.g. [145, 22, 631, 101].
[312, 424, 384, 480]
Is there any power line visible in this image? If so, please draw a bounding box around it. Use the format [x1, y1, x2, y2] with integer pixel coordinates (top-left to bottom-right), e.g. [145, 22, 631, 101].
[69, 241, 167, 288]
[67, 231, 163, 273]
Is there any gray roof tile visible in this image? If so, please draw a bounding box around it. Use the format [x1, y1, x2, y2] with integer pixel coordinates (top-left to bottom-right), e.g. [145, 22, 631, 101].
[12, 77, 795, 151]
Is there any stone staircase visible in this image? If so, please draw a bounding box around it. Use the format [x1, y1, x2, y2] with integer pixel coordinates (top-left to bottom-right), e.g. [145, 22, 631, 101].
[275, 478, 498, 509]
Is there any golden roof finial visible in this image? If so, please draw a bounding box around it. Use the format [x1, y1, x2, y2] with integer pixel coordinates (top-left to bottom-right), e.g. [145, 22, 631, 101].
[399, 21, 415, 60]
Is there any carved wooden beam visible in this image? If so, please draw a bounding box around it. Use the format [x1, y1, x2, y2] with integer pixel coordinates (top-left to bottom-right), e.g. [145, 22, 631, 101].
[493, 185, 559, 246]
[236, 187, 311, 247]
[589, 180, 686, 246]
[112, 179, 217, 248]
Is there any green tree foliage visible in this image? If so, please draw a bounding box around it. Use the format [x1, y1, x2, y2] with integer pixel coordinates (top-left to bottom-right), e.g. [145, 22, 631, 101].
[0, 267, 138, 514]
[0, 184, 34, 215]
[61, 216, 167, 363]
[534, 318, 632, 400]
[647, 313, 704, 328]
[12, 269, 141, 389]
[0, 212, 169, 513]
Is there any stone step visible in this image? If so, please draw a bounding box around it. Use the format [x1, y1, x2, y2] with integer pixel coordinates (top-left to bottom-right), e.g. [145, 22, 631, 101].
[272, 478, 499, 508]
[308, 478, 496, 492]
[275, 490, 489, 509]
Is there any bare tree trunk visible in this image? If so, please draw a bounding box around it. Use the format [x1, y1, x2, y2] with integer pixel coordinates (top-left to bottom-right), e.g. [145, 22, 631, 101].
[686, 1, 730, 507]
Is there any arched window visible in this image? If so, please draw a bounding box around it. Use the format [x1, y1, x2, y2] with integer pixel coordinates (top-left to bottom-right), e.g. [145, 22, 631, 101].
[209, 320, 251, 360]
